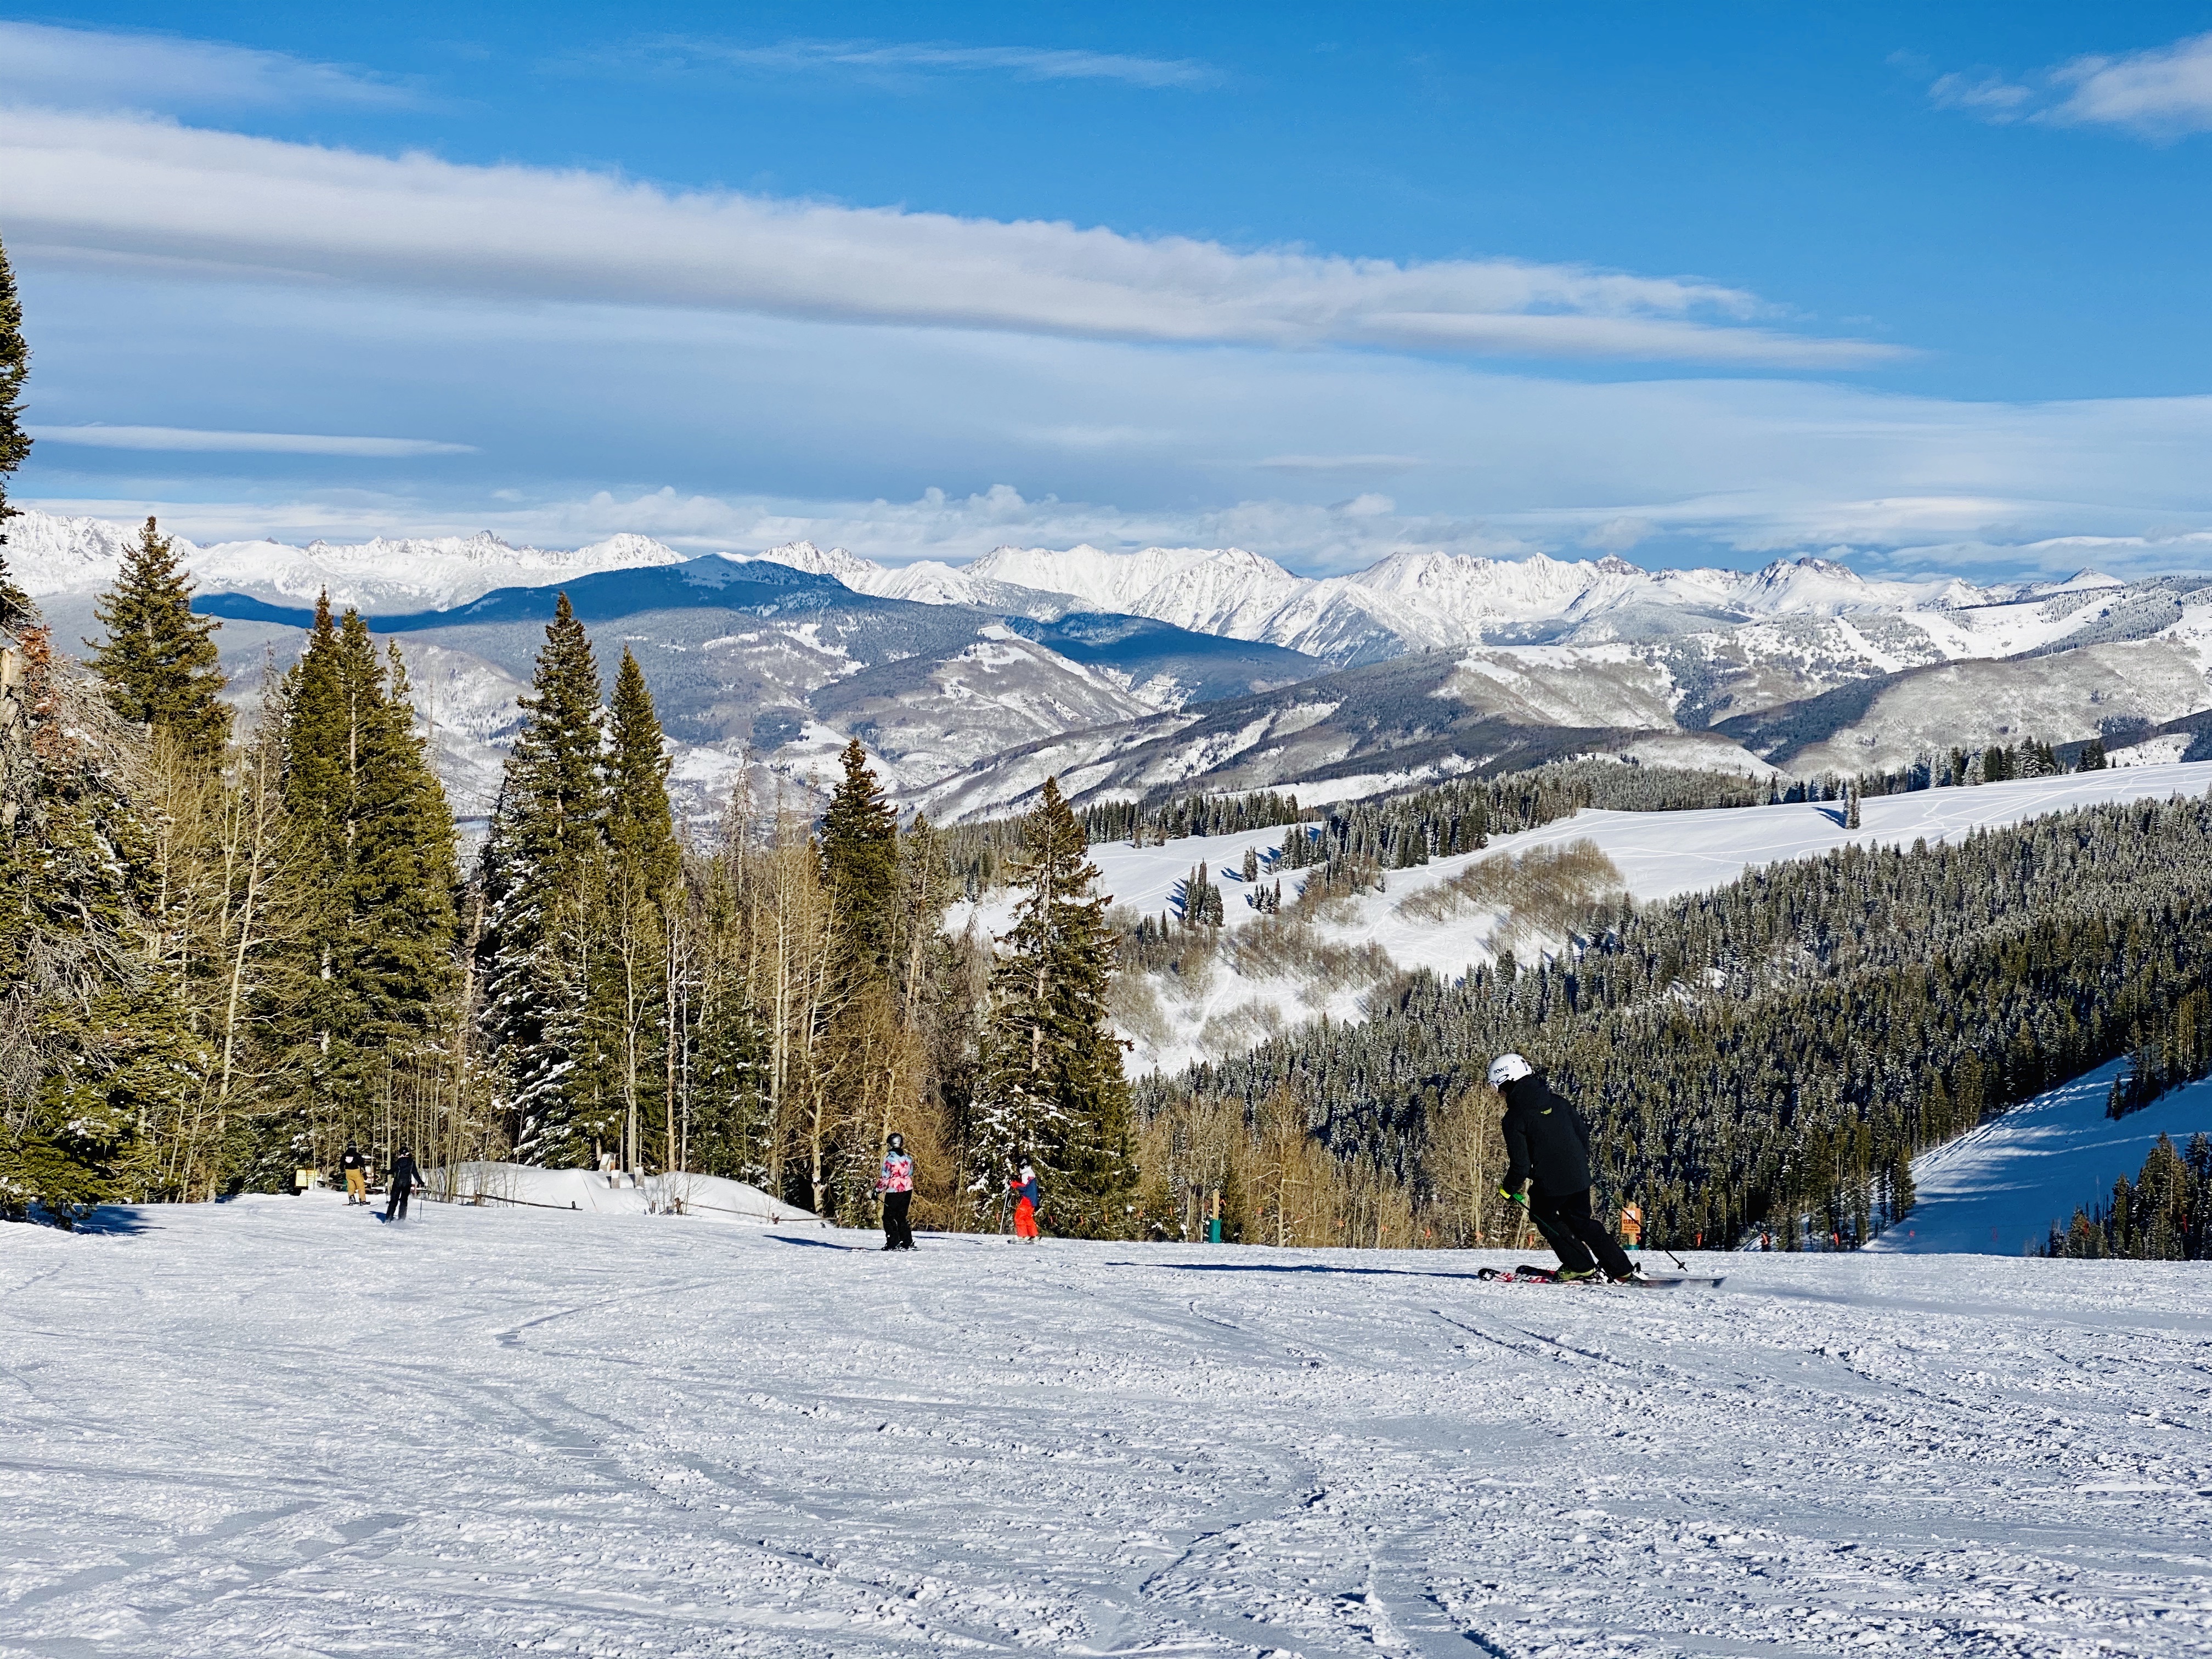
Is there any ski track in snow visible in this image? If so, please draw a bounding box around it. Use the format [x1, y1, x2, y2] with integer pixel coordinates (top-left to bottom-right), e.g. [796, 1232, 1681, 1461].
[4, 1200, 2211, 1657]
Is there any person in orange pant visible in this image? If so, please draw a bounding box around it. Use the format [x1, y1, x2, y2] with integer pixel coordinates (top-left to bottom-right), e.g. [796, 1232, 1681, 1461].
[1009, 1165, 1042, 1243]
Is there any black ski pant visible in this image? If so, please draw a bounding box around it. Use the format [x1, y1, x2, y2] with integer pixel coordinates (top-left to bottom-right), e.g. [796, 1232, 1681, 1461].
[882, 1190, 914, 1250]
[387, 1185, 412, 1222]
[1527, 1187, 1631, 1277]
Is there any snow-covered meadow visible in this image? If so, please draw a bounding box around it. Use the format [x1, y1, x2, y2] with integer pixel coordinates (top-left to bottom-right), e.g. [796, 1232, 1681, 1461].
[5, 1199, 2210, 1657]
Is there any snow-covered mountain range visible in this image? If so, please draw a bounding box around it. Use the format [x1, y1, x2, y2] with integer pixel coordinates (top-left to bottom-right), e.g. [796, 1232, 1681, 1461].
[5, 510, 687, 613]
[10, 509, 2211, 822]
[765, 539, 2016, 668]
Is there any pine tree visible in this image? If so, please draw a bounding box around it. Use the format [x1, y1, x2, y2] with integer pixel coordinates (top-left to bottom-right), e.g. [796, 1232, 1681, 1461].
[606, 648, 680, 896]
[262, 603, 459, 1146]
[89, 518, 229, 758]
[0, 626, 208, 1221]
[590, 650, 686, 1173]
[820, 737, 899, 981]
[0, 234, 31, 629]
[477, 594, 612, 1165]
[976, 776, 1135, 1237]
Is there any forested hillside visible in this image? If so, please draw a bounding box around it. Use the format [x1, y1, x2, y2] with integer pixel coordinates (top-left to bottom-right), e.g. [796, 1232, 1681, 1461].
[1144, 792, 2212, 1249]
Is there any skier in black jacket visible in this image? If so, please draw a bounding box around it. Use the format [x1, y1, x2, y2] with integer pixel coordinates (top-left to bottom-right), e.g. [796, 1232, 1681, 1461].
[386, 1147, 421, 1223]
[1491, 1054, 1640, 1283]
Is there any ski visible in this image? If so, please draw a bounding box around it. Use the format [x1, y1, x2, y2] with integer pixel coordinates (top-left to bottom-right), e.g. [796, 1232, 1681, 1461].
[1477, 1264, 1726, 1288]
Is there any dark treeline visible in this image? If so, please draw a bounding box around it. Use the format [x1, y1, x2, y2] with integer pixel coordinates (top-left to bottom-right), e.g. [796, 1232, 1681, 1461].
[2106, 986, 2210, 1119]
[2048, 1133, 2212, 1260]
[1143, 792, 2212, 1250]
[1081, 789, 1305, 847]
[950, 760, 1769, 894]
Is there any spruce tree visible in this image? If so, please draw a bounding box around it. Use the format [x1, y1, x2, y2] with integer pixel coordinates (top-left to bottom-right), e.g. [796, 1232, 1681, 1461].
[477, 594, 612, 1164]
[606, 648, 680, 895]
[89, 518, 229, 758]
[264, 602, 458, 1142]
[976, 776, 1134, 1236]
[0, 233, 31, 628]
[0, 627, 208, 1221]
[820, 737, 899, 980]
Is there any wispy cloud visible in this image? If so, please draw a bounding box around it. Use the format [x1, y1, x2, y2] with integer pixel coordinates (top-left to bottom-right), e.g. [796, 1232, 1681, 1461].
[0, 20, 414, 114]
[630, 36, 1216, 89]
[2047, 31, 2212, 136]
[29, 424, 474, 456]
[0, 108, 1900, 369]
[1919, 31, 2212, 138]
[1255, 454, 1425, 474]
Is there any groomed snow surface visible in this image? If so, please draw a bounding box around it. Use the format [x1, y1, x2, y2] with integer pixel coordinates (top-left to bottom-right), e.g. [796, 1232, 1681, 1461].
[1872, 1061, 2212, 1257]
[7, 1200, 2212, 1657]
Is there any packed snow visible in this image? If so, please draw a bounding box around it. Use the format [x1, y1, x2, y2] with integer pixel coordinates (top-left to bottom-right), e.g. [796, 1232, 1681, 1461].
[6, 1199, 2211, 1656]
[433, 1162, 826, 1228]
[1870, 1061, 2212, 1259]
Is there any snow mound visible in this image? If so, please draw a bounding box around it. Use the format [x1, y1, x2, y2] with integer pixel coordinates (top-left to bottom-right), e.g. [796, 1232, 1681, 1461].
[1867, 1062, 2212, 1257]
[439, 1161, 825, 1228]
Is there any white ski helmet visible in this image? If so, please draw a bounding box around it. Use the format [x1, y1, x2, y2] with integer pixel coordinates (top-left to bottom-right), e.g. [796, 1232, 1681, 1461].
[1487, 1053, 1533, 1089]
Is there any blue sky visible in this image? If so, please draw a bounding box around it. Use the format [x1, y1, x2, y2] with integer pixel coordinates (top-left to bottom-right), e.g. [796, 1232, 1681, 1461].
[5, 3, 2212, 577]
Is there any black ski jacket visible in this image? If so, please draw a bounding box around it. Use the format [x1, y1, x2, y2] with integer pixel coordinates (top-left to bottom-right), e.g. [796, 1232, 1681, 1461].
[340, 1150, 364, 1173]
[1500, 1075, 1593, 1197]
[389, 1154, 420, 1194]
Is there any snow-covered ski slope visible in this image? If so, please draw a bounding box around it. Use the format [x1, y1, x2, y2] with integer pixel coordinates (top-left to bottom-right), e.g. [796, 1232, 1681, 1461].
[1869, 1060, 2212, 1258]
[7, 1200, 2211, 1657]
[962, 760, 2212, 1077]
[435, 1161, 827, 1227]
[1069, 759, 2212, 930]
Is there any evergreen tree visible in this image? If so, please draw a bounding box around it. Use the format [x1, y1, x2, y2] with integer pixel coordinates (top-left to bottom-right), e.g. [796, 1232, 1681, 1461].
[264, 602, 459, 1143]
[0, 234, 31, 629]
[606, 648, 680, 895]
[976, 776, 1134, 1235]
[820, 737, 899, 980]
[0, 626, 208, 1221]
[477, 594, 611, 1164]
[89, 518, 229, 758]
[2078, 738, 2107, 771]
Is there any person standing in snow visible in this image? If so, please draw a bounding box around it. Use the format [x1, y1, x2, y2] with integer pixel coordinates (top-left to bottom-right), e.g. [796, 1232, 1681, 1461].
[341, 1144, 368, 1206]
[1009, 1165, 1042, 1243]
[1489, 1055, 1640, 1283]
[385, 1146, 421, 1223]
[876, 1133, 916, 1251]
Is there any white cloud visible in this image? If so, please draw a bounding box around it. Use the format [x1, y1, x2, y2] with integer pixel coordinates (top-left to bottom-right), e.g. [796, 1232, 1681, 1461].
[33, 477, 2212, 584]
[1581, 516, 1656, 552]
[0, 20, 412, 114]
[1923, 31, 2212, 138]
[0, 107, 1899, 368]
[2048, 31, 2212, 135]
[636, 37, 1215, 89]
[28, 424, 475, 456]
[1927, 71, 2035, 122]
[1255, 454, 1425, 473]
